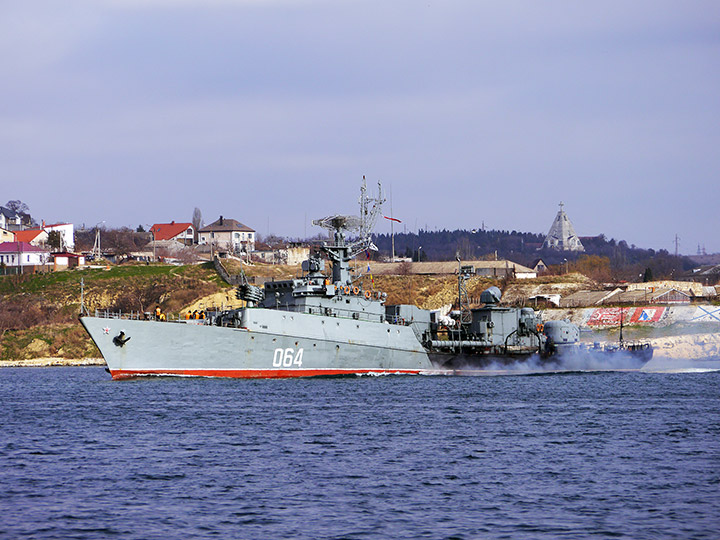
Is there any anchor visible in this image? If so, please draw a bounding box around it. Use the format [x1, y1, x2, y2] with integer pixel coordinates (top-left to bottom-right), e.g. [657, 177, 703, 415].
[113, 331, 131, 347]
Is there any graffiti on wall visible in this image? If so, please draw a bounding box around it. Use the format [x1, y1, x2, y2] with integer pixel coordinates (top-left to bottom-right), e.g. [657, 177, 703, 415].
[587, 307, 666, 326]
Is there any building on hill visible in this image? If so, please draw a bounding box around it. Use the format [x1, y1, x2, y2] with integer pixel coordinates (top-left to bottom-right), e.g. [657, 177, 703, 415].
[367, 259, 536, 279]
[0, 207, 22, 231]
[253, 246, 311, 265]
[559, 289, 622, 308]
[541, 202, 584, 252]
[626, 280, 705, 297]
[44, 222, 75, 251]
[52, 251, 86, 270]
[198, 216, 255, 254]
[530, 258, 548, 274]
[14, 228, 49, 246]
[684, 264, 720, 285]
[0, 241, 51, 274]
[12, 222, 75, 251]
[613, 287, 691, 304]
[0, 227, 14, 243]
[150, 221, 195, 245]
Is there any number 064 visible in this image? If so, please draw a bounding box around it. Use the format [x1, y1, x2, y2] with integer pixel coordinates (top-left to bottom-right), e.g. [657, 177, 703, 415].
[273, 348, 304, 367]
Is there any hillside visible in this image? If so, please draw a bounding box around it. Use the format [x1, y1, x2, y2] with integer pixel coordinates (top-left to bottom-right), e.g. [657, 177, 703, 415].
[0, 260, 328, 362]
[0, 263, 227, 361]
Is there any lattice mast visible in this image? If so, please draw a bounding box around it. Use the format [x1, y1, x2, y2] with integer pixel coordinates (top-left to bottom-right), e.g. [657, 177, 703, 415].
[457, 256, 473, 325]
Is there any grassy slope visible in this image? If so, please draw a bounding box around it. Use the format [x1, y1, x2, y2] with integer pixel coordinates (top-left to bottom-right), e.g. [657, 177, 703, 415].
[0, 263, 227, 361]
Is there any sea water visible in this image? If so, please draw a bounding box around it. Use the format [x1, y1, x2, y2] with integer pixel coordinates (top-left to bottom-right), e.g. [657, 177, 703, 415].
[1, 366, 719, 539]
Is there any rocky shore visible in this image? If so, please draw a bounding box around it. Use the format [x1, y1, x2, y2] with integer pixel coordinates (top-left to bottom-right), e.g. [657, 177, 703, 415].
[0, 357, 104, 368]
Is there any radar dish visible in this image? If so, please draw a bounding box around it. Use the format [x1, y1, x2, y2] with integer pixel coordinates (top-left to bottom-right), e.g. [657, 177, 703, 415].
[312, 214, 362, 232]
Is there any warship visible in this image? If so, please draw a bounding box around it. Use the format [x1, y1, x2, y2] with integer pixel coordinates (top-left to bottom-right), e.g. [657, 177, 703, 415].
[81, 180, 652, 379]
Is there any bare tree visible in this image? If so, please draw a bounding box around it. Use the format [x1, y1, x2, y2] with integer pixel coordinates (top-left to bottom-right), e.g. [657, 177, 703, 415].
[5, 200, 29, 214]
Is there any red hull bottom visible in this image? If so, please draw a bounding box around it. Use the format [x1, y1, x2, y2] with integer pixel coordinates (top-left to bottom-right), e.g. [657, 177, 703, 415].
[110, 368, 429, 380]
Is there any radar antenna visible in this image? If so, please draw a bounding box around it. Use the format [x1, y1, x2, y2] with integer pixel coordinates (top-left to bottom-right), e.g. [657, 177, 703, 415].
[311, 176, 385, 284]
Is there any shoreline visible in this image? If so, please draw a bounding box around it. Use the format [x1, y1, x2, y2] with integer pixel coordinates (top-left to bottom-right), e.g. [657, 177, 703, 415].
[0, 357, 105, 368]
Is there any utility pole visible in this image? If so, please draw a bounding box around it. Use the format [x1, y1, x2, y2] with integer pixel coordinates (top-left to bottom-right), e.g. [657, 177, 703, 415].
[92, 221, 105, 259]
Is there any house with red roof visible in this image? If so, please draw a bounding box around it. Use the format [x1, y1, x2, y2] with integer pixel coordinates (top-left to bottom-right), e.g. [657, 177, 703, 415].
[9, 222, 75, 251]
[14, 228, 48, 246]
[0, 241, 51, 274]
[149, 222, 195, 245]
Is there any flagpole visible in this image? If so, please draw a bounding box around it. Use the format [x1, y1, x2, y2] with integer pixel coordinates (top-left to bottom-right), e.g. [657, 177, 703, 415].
[383, 215, 401, 263]
[391, 219, 395, 262]
[390, 193, 394, 262]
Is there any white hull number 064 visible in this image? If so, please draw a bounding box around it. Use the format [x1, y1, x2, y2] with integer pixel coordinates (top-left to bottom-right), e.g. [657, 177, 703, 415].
[273, 347, 304, 368]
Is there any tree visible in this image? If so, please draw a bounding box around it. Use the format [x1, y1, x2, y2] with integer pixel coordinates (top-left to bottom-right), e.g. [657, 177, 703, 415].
[192, 207, 202, 242]
[136, 225, 145, 233]
[643, 267, 654, 282]
[5, 200, 29, 214]
[47, 230, 63, 252]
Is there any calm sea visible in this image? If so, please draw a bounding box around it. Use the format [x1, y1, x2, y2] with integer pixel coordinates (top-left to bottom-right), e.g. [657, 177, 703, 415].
[1, 366, 719, 540]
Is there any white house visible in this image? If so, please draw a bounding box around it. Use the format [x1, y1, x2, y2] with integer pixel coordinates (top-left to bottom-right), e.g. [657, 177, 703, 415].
[0, 241, 51, 273]
[52, 251, 86, 270]
[0, 207, 22, 231]
[198, 216, 255, 253]
[44, 222, 75, 251]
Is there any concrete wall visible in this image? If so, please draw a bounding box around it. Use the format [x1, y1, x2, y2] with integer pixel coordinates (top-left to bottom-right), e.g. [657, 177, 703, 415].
[543, 304, 720, 329]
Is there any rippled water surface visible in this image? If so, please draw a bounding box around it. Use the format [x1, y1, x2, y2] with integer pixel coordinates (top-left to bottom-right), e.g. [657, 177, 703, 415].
[1, 367, 719, 539]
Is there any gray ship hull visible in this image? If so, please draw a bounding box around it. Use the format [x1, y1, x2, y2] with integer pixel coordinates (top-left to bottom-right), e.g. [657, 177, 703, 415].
[81, 308, 435, 379]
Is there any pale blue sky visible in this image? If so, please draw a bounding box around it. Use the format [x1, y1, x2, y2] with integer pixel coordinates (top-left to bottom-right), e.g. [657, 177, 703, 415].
[2, 1, 719, 253]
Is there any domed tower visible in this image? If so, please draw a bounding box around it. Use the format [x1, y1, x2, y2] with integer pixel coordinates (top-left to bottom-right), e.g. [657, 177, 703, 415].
[542, 202, 584, 252]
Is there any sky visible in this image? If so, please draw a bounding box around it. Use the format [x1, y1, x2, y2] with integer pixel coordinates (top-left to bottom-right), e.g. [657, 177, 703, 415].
[2, 1, 719, 254]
